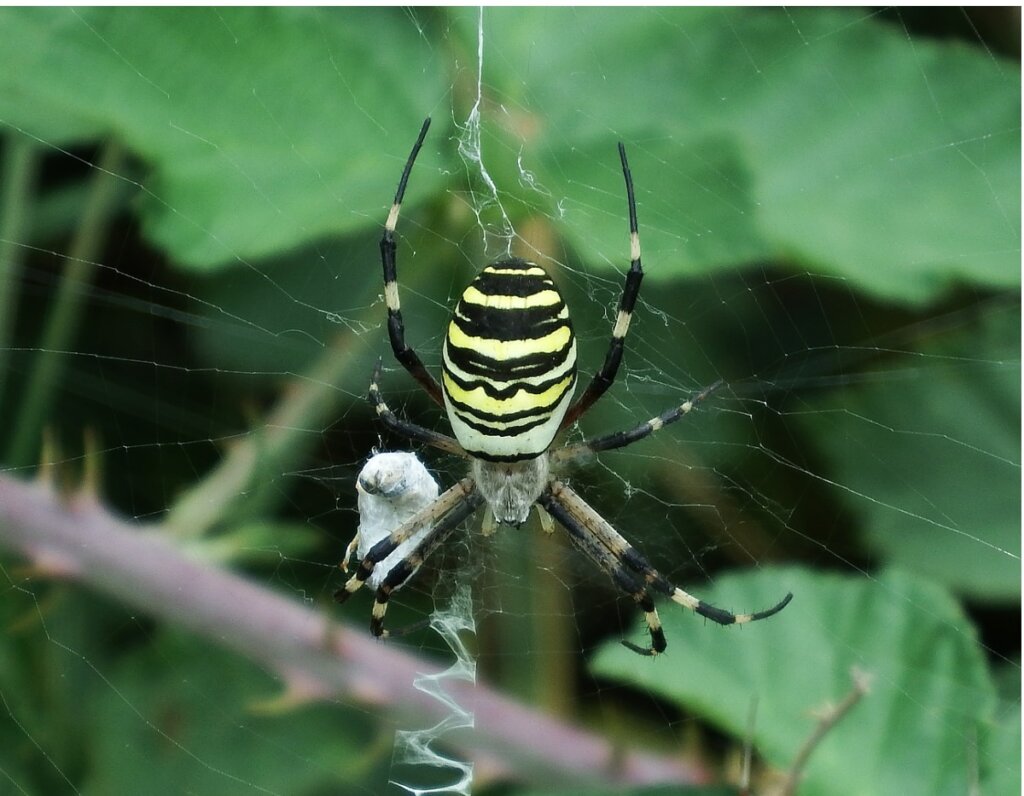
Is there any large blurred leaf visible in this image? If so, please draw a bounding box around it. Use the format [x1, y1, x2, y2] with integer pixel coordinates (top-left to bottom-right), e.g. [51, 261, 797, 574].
[0, 7, 447, 268]
[543, 134, 770, 276]
[593, 568, 998, 796]
[983, 699, 1021, 794]
[3, 9, 1015, 299]
[796, 302, 1021, 600]
[465, 8, 1020, 304]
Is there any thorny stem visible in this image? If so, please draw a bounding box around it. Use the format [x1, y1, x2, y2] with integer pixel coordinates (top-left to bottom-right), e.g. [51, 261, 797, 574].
[7, 140, 126, 467]
[0, 133, 40, 418]
[0, 473, 709, 789]
[779, 668, 873, 796]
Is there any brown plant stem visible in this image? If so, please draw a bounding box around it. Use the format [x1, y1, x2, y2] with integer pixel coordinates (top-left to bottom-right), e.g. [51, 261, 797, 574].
[0, 473, 708, 789]
[779, 667, 872, 796]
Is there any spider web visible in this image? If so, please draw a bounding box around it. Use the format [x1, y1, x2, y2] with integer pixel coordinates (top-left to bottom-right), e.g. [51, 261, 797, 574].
[0, 7, 1018, 796]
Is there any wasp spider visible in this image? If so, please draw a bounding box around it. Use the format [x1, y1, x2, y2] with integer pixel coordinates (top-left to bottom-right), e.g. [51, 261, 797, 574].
[335, 118, 791, 655]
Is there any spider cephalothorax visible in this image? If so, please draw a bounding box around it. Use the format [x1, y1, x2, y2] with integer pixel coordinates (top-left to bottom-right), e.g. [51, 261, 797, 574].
[335, 118, 791, 655]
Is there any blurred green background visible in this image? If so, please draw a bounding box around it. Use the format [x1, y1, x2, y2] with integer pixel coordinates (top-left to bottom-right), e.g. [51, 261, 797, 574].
[0, 8, 1019, 796]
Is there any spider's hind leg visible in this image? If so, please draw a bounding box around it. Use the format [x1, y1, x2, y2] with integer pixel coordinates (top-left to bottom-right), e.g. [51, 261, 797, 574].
[539, 479, 791, 656]
[537, 485, 667, 656]
[612, 567, 668, 657]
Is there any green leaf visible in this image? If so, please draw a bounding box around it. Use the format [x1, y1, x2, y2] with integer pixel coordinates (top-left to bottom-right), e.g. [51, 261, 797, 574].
[5, 8, 1015, 300]
[983, 699, 1021, 794]
[541, 134, 769, 278]
[796, 303, 1021, 600]
[592, 567, 997, 796]
[465, 8, 1020, 303]
[0, 8, 447, 269]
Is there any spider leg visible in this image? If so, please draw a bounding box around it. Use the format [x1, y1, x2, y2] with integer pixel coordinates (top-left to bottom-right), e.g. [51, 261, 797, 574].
[537, 483, 666, 656]
[368, 491, 484, 638]
[380, 117, 445, 407]
[335, 478, 479, 602]
[369, 358, 467, 457]
[340, 531, 360, 573]
[551, 380, 722, 467]
[560, 142, 644, 430]
[539, 479, 791, 655]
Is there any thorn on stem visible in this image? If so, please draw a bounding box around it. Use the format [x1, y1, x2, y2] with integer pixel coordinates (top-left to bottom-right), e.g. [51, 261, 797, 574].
[75, 426, 103, 506]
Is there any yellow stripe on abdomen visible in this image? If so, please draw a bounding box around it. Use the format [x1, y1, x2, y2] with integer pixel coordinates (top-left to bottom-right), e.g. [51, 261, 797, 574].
[446, 322, 572, 362]
[442, 372, 574, 418]
[441, 258, 577, 461]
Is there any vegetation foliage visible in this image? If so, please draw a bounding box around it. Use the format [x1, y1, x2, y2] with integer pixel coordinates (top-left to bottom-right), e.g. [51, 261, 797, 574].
[0, 8, 1018, 795]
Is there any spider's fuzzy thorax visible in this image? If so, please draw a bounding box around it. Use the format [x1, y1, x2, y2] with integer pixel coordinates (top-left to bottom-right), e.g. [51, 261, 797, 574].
[471, 454, 550, 526]
[441, 258, 577, 462]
